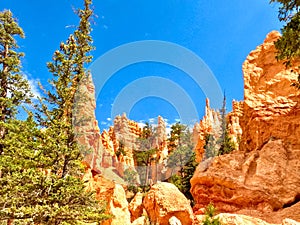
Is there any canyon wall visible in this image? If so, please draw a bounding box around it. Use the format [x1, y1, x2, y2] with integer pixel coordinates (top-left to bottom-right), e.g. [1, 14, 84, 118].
[190, 31, 300, 223]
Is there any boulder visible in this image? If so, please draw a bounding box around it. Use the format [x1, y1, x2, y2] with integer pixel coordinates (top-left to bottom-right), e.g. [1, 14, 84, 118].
[84, 170, 131, 225]
[128, 192, 144, 222]
[143, 182, 194, 225]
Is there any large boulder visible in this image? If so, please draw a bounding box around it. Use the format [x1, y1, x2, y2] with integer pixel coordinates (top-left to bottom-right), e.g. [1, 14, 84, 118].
[84, 170, 131, 225]
[143, 182, 194, 225]
[128, 192, 144, 222]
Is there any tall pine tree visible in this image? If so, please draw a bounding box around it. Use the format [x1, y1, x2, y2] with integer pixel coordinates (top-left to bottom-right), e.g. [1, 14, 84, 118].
[0, 10, 31, 154]
[34, 0, 109, 223]
[0, 1, 110, 224]
[218, 94, 235, 155]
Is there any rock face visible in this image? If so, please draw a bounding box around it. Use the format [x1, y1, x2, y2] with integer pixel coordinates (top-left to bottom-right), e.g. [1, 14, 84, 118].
[73, 75, 105, 171]
[110, 113, 142, 168]
[227, 100, 243, 147]
[192, 98, 222, 162]
[191, 31, 300, 223]
[128, 192, 144, 222]
[240, 31, 300, 152]
[192, 98, 242, 162]
[101, 114, 170, 182]
[143, 182, 194, 225]
[84, 169, 131, 225]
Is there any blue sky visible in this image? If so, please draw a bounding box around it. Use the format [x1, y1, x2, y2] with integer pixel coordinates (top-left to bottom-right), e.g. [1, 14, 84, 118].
[0, 0, 282, 130]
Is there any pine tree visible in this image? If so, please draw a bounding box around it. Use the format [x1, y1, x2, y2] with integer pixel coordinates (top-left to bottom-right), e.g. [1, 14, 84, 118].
[0, 10, 36, 224]
[0, 10, 31, 154]
[167, 123, 198, 204]
[217, 94, 235, 156]
[204, 134, 217, 159]
[0, 2, 110, 224]
[32, 0, 109, 223]
[134, 123, 157, 190]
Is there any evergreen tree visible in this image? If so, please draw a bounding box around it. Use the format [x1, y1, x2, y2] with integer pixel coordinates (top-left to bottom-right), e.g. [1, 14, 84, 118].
[217, 94, 235, 156]
[167, 123, 198, 204]
[270, 0, 300, 88]
[0, 2, 110, 224]
[204, 134, 217, 159]
[0, 10, 31, 154]
[134, 124, 157, 190]
[33, 0, 109, 223]
[168, 122, 185, 151]
[0, 10, 36, 224]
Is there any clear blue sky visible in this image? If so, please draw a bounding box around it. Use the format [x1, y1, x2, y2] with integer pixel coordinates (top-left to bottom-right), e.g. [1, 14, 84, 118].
[0, 0, 282, 130]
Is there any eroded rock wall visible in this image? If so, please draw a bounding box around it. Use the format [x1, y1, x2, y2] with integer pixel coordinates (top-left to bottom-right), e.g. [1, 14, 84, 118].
[191, 31, 300, 223]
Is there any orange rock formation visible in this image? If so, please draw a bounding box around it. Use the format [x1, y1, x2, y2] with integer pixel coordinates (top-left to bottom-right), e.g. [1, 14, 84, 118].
[190, 31, 300, 223]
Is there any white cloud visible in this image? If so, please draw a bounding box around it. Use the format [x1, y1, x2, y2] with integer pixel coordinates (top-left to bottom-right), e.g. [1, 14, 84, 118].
[107, 117, 111, 121]
[24, 72, 41, 99]
[138, 122, 146, 128]
[149, 118, 155, 124]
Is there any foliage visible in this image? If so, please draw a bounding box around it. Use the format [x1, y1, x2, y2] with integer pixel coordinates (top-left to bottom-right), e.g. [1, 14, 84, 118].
[168, 122, 186, 150]
[0, 10, 31, 154]
[217, 94, 235, 156]
[124, 168, 139, 193]
[115, 140, 126, 158]
[270, 0, 300, 88]
[167, 123, 198, 204]
[134, 123, 158, 190]
[204, 134, 217, 158]
[124, 168, 138, 185]
[0, 1, 111, 224]
[203, 203, 222, 225]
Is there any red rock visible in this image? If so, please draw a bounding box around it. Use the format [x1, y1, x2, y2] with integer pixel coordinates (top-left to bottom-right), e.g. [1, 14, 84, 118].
[143, 182, 194, 225]
[190, 31, 300, 223]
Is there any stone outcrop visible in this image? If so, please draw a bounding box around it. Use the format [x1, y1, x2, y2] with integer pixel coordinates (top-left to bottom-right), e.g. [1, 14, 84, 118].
[143, 182, 194, 225]
[191, 31, 300, 223]
[101, 115, 169, 166]
[74, 75, 105, 171]
[227, 100, 243, 147]
[240, 31, 300, 152]
[101, 114, 170, 182]
[84, 169, 131, 225]
[128, 192, 144, 222]
[192, 98, 222, 162]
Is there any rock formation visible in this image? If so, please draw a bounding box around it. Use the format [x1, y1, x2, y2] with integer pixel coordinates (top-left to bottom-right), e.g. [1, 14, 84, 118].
[143, 182, 194, 225]
[84, 168, 131, 225]
[240, 31, 300, 153]
[190, 31, 300, 223]
[128, 192, 144, 222]
[73, 74, 105, 171]
[192, 98, 222, 162]
[227, 100, 243, 147]
[75, 75, 170, 182]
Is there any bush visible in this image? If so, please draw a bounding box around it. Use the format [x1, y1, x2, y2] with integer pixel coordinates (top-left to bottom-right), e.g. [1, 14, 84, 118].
[202, 203, 222, 225]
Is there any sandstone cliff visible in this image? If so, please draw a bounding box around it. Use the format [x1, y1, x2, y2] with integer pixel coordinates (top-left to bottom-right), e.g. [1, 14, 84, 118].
[192, 98, 242, 162]
[192, 98, 222, 162]
[190, 31, 300, 223]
